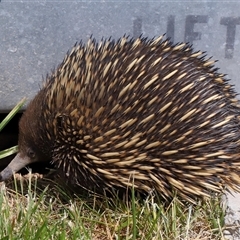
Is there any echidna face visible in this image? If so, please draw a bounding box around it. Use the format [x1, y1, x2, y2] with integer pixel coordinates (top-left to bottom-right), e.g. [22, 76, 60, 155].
[0, 93, 52, 182]
[0, 149, 38, 182]
[0, 130, 40, 182]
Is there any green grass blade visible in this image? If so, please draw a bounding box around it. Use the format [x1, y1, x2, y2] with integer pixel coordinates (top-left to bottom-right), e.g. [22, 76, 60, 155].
[0, 146, 18, 160]
[0, 98, 26, 132]
[131, 184, 137, 240]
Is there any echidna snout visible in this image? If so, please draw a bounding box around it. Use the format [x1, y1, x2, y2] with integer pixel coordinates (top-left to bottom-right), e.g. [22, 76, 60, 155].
[1, 35, 240, 202]
[0, 153, 32, 181]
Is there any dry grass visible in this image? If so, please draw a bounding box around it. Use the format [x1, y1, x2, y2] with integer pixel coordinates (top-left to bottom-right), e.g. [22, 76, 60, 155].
[0, 171, 226, 240]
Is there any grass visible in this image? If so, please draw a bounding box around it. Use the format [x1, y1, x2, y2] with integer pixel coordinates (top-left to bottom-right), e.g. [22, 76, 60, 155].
[0, 98, 26, 160]
[0, 100, 227, 239]
[0, 175, 226, 240]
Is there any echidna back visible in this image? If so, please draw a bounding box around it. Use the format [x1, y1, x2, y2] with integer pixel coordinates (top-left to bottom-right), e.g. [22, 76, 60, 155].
[35, 36, 240, 201]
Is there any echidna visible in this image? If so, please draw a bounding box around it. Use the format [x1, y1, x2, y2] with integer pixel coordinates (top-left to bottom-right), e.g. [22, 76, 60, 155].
[1, 35, 240, 202]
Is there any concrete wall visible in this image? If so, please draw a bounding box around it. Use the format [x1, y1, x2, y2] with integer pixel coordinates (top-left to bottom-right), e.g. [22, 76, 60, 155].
[1, 0, 240, 110]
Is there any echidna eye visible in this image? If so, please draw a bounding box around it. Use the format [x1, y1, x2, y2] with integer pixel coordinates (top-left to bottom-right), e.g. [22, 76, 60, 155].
[27, 148, 36, 159]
